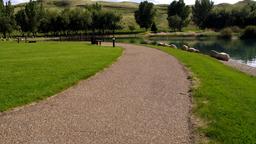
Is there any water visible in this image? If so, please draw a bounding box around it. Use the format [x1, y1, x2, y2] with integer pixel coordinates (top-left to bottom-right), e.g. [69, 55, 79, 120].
[148, 36, 256, 67]
[105, 36, 256, 67]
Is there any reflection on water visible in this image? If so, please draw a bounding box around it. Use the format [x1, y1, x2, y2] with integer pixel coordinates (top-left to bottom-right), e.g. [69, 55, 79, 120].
[149, 37, 256, 67]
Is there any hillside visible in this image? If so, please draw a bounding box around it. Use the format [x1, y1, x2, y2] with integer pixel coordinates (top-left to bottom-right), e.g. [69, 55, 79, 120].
[215, 0, 256, 10]
[14, 0, 169, 31]
[14, 0, 256, 31]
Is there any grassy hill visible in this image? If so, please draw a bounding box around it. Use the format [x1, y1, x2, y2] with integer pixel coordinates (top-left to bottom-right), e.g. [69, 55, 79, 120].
[14, 0, 256, 32]
[14, 0, 169, 31]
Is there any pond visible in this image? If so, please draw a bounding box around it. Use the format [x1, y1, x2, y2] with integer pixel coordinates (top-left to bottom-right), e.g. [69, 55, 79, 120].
[111, 36, 256, 67]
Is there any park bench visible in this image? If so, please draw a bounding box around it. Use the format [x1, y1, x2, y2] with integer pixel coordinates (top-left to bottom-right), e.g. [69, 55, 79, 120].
[28, 40, 37, 43]
[95, 40, 102, 46]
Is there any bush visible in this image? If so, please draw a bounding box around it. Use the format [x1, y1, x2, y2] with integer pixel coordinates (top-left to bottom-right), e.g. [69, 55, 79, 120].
[230, 26, 241, 33]
[150, 41, 158, 45]
[140, 40, 148, 44]
[168, 15, 182, 32]
[53, 1, 71, 7]
[151, 22, 158, 33]
[219, 28, 233, 39]
[129, 39, 136, 43]
[241, 26, 256, 39]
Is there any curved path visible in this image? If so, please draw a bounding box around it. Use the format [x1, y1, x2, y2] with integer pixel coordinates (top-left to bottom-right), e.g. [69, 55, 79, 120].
[0, 43, 191, 144]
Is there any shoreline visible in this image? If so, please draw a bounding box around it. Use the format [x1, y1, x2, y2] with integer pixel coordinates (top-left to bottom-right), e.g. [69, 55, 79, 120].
[222, 59, 256, 76]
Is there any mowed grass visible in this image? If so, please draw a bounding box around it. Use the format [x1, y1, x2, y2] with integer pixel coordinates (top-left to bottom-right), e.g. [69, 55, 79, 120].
[0, 41, 122, 112]
[149, 45, 256, 144]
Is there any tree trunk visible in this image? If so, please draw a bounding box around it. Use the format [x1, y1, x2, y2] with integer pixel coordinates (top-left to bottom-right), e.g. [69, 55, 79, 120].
[3, 31, 6, 39]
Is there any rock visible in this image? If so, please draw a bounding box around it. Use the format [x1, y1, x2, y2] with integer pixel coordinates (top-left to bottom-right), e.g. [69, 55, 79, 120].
[144, 40, 151, 44]
[188, 48, 200, 53]
[157, 42, 165, 46]
[219, 52, 230, 61]
[182, 45, 189, 51]
[170, 44, 177, 49]
[157, 42, 170, 47]
[210, 50, 230, 61]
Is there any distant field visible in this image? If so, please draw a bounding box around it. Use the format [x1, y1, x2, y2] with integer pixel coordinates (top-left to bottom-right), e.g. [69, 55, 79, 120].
[0, 41, 122, 111]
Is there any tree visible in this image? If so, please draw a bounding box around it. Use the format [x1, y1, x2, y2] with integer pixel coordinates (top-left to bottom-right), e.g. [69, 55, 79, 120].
[0, 0, 15, 38]
[134, 1, 155, 29]
[192, 0, 214, 29]
[69, 8, 91, 33]
[151, 22, 157, 33]
[24, 0, 40, 35]
[202, 2, 256, 30]
[167, 0, 190, 31]
[128, 24, 136, 33]
[15, 9, 30, 34]
[168, 15, 182, 31]
[0, 0, 3, 11]
[59, 8, 71, 33]
[104, 11, 122, 34]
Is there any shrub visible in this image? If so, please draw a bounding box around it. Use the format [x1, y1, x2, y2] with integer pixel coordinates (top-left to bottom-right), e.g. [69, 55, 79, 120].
[129, 39, 136, 43]
[150, 41, 158, 45]
[219, 28, 233, 39]
[53, 1, 71, 7]
[168, 15, 182, 32]
[241, 26, 256, 39]
[230, 26, 241, 33]
[151, 22, 158, 33]
[140, 40, 148, 44]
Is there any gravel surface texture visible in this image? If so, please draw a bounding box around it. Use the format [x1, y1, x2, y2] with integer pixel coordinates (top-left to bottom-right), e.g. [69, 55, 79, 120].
[0, 43, 191, 144]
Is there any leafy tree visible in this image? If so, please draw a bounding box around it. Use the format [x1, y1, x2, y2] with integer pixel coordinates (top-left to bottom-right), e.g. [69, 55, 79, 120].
[203, 2, 256, 30]
[241, 25, 256, 39]
[151, 22, 157, 33]
[104, 11, 122, 34]
[38, 13, 50, 34]
[59, 8, 71, 33]
[168, 15, 182, 31]
[0, 0, 15, 38]
[24, 0, 40, 35]
[15, 9, 30, 34]
[0, 0, 3, 11]
[192, 0, 214, 29]
[0, 17, 11, 37]
[134, 1, 155, 29]
[128, 24, 136, 32]
[167, 0, 190, 31]
[69, 8, 91, 33]
[219, 27, 233, 39]
[205, 9, 231, 30]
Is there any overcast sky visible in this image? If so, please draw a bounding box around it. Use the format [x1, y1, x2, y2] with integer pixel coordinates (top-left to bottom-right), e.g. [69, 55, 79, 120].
[4, 0, 249, 5]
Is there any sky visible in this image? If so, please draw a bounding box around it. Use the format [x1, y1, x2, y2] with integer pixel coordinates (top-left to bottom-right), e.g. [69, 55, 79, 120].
[4, 0, 248, 5]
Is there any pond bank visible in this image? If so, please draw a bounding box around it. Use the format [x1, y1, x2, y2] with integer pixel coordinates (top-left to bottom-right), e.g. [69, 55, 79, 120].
[222, 59, 256, 76]
[149, 44, 256, 143]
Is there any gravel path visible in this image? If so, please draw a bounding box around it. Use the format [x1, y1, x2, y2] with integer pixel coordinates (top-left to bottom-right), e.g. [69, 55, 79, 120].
[0, 43, 191, 144]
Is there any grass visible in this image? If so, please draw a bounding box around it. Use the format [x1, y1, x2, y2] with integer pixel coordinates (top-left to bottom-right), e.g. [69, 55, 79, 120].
[148, 45, 256, 144]
[0, 41, 122, 112]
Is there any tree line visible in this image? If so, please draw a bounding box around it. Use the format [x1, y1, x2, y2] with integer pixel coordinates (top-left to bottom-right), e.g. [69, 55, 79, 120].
[1, 0, 256, 38]
[0, 0, 122, 38]
[135, 0, 256, 32]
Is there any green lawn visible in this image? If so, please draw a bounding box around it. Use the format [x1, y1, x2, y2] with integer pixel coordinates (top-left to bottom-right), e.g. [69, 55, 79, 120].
[0, 41, 122, 112]
[149, 45, 256, 144]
